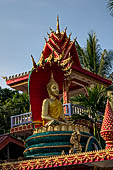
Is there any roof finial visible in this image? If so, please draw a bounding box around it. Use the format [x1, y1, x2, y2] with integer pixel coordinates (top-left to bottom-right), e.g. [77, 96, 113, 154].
[56, 15, 60, 34]
[31, 55, 37, 69]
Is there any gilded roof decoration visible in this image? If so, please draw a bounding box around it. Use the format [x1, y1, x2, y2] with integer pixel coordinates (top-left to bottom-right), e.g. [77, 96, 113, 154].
[1, 148, 113, 169]
[30, 18, 78, 77]
[3, 17, 112, 88]
[2, 71, 30, 81]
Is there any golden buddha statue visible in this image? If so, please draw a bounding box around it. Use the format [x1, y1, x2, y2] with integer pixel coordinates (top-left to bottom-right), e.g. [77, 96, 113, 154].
[41, 72, 65, 125]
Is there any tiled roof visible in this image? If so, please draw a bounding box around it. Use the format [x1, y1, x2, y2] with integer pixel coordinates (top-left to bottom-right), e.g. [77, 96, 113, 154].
[0, 134, 8, 144]
[0, 133, 24, 150]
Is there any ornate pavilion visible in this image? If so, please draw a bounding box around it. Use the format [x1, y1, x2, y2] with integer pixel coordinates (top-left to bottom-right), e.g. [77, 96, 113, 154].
[0, 17, 113, 170]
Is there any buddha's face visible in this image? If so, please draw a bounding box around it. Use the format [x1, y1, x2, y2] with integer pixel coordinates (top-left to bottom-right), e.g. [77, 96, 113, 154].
[50, 83, 59, 97]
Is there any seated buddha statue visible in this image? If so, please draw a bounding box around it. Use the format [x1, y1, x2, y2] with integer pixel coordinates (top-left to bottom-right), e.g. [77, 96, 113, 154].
[41, 72, 65, 125]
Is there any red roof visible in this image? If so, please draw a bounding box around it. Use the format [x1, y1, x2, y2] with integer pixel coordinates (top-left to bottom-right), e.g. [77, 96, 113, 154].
[4, 19, 112, 88]
[0, 134, 24, 151]
[6, 74, 29, 86]
[73, 65, 112, 86]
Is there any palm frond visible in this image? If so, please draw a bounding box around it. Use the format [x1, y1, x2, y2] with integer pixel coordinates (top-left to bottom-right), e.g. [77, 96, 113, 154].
[75, 31, 113, 77]
[75, 39, 88, 68]
[106, 0, 113, 16]
[101, 50, 113, 76]
[98, 49, 106, 75]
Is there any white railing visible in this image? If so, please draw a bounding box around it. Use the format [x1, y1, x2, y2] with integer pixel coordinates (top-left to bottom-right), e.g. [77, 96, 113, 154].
[11, 103, 104, 128]
[63, 103, 86, 116]
[63, 103, 103, 121]
[11, 112, 32, 128]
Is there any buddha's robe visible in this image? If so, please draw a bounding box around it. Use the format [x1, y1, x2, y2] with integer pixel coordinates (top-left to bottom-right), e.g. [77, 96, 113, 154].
[48, 99, 63, 119]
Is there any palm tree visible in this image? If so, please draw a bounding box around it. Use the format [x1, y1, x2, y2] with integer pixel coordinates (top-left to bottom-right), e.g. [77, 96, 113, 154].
[75, 32, 113, 77]
[71, 85, 107, 142]
[106, 0, 113, 16]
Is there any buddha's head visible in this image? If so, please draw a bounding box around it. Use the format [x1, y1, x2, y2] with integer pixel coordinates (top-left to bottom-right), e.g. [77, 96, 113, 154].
[47, 72, 59, 97]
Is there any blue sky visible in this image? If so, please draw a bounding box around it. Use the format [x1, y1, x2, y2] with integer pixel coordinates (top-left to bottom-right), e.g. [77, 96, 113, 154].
[0, 0, 113, 88]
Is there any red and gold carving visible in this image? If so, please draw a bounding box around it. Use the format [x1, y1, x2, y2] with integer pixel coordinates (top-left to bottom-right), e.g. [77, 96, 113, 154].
[100, 100, 113, 149]
[1, 149, 113, 170]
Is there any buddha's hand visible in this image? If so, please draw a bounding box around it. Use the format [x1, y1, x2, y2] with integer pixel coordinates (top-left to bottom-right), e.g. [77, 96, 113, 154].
[58, 118, 66, 122]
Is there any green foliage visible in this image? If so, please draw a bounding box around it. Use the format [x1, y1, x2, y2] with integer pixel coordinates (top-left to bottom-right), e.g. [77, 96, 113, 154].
[0, 87, 29, 134]
[70, 85, 107, 144]
[75, 32, 113, 146]
[71, 114, 91, 122]
[71, 85, 107, 116]
[75, 32, 113, 77]
[106, 0, 113, 16]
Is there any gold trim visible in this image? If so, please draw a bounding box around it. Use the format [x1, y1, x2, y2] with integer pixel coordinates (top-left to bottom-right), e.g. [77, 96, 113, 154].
[50, 37, 60, 51]
[56, 15, 60, 34]
[33, 121, 42, 124]
[85, 136, 102, 151]
[101, 130, 113, 132]
[1, 148, 113, 169]
[24, 144, 71, 153]
[25, 132, 90, 143]
[85, 136, 94, 152]
[11, 81, 28, 88]
[25, 133, 72, 143]
[106, 141, 113, 143]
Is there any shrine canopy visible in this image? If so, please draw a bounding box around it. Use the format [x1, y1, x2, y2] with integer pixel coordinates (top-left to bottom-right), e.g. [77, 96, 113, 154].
[29, 17, 112, 127]
[29, 16, 83, 127]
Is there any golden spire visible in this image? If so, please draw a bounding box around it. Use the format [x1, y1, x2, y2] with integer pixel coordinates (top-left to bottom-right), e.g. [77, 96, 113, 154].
[47, 72, 58, 94]
[50, 72, 54, 82]
[49, 72, 56, 84]
[56, 15, 60, 34]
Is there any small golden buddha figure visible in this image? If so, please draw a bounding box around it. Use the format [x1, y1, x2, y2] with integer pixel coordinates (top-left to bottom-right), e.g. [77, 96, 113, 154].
[107, 90, 113, 111]
[41, 72, 65, 124]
